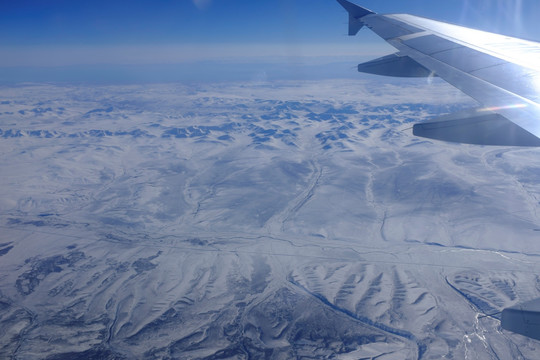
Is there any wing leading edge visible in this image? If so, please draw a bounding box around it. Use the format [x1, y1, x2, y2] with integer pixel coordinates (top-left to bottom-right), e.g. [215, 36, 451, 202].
[337, 0, 540, 146]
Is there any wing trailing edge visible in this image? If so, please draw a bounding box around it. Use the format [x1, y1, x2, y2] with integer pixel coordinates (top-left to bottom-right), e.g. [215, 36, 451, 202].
[502, 299, 540, 341]
[336, 0, 374, 35]
[412, 109, 540, 146]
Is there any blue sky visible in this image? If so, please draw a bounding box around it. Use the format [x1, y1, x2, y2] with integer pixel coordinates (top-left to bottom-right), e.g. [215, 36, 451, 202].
[1, 0, 539, 46]
[0, 0, 538, 82]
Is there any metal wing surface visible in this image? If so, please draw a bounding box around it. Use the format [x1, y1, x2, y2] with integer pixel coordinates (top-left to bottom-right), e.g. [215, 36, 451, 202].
[337, 0, 540, 146]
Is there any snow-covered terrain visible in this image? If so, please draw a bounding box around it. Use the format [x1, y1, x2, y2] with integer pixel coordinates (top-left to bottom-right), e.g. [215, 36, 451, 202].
[1, 78, 540, 359]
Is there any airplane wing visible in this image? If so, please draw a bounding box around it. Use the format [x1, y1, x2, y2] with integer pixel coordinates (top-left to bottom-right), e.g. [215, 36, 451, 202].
[337, 0, 540, 146]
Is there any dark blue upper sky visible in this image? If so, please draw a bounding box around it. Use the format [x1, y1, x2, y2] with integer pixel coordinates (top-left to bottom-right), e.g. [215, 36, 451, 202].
[1, 0, 539, 82]
[1, 0, 539, 46]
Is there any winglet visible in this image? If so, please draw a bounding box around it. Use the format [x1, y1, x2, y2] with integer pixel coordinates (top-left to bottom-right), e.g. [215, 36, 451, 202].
[336, 0, 374, 35]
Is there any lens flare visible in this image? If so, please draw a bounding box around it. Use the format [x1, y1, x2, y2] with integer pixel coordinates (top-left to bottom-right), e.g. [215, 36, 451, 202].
[479, 104, 527, 112]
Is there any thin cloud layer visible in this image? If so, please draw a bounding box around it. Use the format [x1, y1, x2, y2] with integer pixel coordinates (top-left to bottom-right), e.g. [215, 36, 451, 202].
[0, 43, 392, 67]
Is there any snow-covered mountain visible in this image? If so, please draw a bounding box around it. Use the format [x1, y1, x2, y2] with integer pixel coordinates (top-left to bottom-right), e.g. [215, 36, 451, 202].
[1, 79, 540, 359]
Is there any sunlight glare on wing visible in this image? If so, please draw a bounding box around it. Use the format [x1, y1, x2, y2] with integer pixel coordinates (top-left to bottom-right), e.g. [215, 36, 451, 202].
[392, 14, 540, 72]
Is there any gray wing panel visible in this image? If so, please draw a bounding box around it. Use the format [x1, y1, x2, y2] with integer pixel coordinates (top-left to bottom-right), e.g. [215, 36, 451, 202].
[431, 47, 505, 73]
[400, 33, 540, 103]
[471, 64, 540, 104]
[362, 15, 424, 39]
[403, 34, 462, 54]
